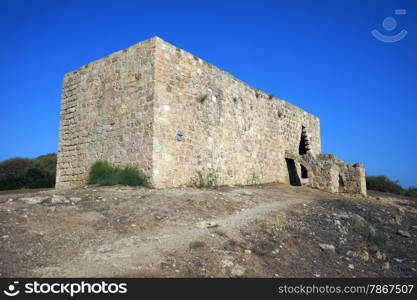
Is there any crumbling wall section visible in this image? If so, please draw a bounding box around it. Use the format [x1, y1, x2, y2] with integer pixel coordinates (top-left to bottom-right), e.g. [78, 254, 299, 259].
[338, 163, 367, 195]
[287, 153, 366, 196]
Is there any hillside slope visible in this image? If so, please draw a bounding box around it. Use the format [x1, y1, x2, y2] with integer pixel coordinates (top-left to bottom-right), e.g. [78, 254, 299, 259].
[0, 184, 416, 277]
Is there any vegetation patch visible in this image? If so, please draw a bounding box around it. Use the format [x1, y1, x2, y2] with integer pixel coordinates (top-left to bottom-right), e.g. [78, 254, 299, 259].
[349, 214, 388, 247]
[0, 153, 56, 190]
[195, 171, 218, 189]
[88, 161, 149, 187]
[366, 175, 417, 198]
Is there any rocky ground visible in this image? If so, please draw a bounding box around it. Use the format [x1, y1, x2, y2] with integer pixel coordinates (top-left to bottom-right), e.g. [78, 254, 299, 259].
[0, 183, 416, 278]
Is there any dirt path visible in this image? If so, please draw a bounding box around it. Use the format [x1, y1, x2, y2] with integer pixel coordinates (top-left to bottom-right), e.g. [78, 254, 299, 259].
[35, 197, 310, 277]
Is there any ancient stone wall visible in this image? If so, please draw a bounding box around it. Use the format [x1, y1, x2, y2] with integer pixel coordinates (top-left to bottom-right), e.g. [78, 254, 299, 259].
[339, 163, 367, 195]
[152, 38, 320, 188]
[56, 38, 156, 188]
[56, 37, 365, 196]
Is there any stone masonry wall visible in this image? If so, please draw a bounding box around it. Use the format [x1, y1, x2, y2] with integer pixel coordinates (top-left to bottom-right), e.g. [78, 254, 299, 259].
[152, 38, 321, 188]
[57, 37, 365, 195]
[339, 163, 367, 195]
[56, 38, 157, 188]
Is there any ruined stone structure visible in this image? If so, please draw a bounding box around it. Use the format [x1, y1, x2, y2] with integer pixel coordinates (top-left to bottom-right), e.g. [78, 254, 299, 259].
[56, 37, 366, 195]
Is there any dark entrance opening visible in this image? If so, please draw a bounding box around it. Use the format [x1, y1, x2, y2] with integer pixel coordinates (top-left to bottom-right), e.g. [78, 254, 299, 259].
[338, 174, 345, 192]
[285, 158, 301, 186]
[300, 164, 308, 178]
[299, 126, 308, 155]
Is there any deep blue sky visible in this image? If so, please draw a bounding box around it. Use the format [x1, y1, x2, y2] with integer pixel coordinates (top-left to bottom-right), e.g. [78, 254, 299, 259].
[1, 0, 416, 187]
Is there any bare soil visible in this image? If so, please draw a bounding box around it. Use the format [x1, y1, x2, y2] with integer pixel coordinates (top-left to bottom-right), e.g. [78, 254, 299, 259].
[0, 183, 416, 278]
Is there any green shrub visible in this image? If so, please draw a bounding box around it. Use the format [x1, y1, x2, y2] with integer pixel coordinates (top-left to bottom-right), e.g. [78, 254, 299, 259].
[366, 176, 404, 195]
[24, 168, 55, 188]
[0, 157, 30, 179]
[88, 161, 148, 187]
[30, 153, 57, 175]
[118, 166, 148, 186]
[405, 187, 417, 198]
[0, 153, 56, 190]
[349, 214, 387, 247]
[366, 175, 417, 198]
[195, 171, 218, 189]
[88, 161, 114, 184]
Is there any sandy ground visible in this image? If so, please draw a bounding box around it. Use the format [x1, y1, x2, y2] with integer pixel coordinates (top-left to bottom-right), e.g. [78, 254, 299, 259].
[0, 183, 416, 277]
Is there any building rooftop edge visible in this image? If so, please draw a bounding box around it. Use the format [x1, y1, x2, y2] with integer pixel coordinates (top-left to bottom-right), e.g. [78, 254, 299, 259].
[64, 36, 319, 120]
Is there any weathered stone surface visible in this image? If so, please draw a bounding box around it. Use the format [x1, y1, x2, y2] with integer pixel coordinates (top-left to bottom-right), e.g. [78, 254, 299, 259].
[19, 196, 49, 205]
[56, 36, 366, 195]
[319, 243, 336, 252]
[397, 230, 411, 238]
[69, 197, 82, 203]
[51, 195, 68, 204]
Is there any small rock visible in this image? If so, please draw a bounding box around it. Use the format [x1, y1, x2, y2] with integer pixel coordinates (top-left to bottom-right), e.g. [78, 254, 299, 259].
[207, 222, 219, 228]
[359, 250, 369, 262]
[51, 195, 68, 204]
[333, 213, 349, 220]
[2, 235, 9, 239]
[198, 221, 219, 228]
[222, 256, 234, 268]
[397, 230, 411, 238]
[231, 265, 245, 277]
[347, 249, 370, 261]
[244, 249, 252, 254]
[374, 250, 386, 261]
[319, 243, 335, 252]
[19, 196, 49, 205]
[69, 197, 82, 203]
[348, 264, 354, 270]
[389, 215, 402, 225]
[382, 262, 391, 270]
[160, 262, 170, 269]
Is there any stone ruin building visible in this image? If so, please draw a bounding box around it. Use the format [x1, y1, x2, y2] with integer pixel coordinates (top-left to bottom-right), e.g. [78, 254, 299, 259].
[56, 37, 366, 195]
